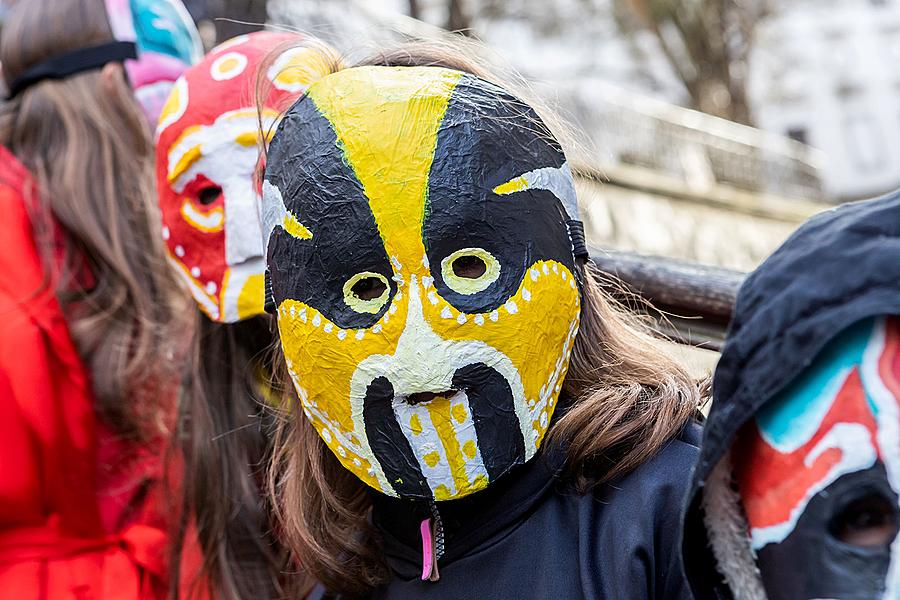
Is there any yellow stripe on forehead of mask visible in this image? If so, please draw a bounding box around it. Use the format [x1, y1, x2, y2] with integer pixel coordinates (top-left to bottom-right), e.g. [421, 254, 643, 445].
[306, 67, 464, 266]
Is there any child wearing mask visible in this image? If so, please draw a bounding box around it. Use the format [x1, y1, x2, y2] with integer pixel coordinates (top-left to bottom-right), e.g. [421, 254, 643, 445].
[681, 194, 900, 600]
[261, 44, 704, 599]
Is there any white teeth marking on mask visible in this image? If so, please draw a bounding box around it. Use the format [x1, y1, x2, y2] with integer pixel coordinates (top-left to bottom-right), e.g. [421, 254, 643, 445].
[522, 288, 531, 302]
[162, 226, 170, 241]
[456, 314, 467, 324]
[542, 264, 549, 275]
[290, 305, 296, 318]
[505, 300, 518, 315]
[312, 313, 321, 328]
[427, 291, 439, 305]
[338, 330, 347, 340]
[422, 276, 434, 289]
[389, 304, 398, 315]
[489, 310, 499, 322]
[553, 264, 559, 274]
[175, 245, 185, 257]
[441, 306, 454, 319]
[206, 281, 217, 294]
[299, 307, 307, 322]
[422, 254, 430, 269]
[324, 323, 334, 333]
[355, 330, 365, 340]
[393, 389, 489, 499]
[474, 314, 485, 326]
[530, 268, 539, 281]
[372, 324, 382, 333]
[391, 256, 403, 271]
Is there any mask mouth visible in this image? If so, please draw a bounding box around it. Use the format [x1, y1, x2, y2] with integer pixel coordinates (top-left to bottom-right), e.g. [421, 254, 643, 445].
[360, 363, 527, 500]
[405, 389, 459, 406]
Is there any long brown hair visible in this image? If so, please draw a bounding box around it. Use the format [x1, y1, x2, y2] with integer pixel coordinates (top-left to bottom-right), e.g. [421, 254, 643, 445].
[0, 0, 182, 438]
[175, 316, 295, 600]
[173, 38, 342, 600]
[263, 42, 702, 597]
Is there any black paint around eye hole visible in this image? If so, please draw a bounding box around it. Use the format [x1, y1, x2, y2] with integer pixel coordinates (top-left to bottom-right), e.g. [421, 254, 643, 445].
[198, 185, 222, 206]
[351, 276, 387, 301]
[453, 255, 487, 279]
[829, 493, 899, 548]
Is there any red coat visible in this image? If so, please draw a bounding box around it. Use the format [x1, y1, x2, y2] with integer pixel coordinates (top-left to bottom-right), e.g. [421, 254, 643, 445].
[0, 146, 204, 599]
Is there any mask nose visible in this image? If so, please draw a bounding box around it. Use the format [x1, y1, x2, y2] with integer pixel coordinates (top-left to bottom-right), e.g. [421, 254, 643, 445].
[224, 177, 265, 266]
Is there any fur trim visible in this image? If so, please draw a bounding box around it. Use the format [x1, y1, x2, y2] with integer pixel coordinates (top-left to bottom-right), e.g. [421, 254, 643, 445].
[701, 451, 768, 599]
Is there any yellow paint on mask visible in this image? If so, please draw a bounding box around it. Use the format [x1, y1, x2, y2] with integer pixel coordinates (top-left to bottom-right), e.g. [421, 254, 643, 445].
[492, 176, 529, 195]
[283, 212, 313, 240]
[169, 143, 203, 184]
[180, 198, 224, 233]
[306, 67, 463, 266]
[236, 272, 265, 320]
[270, 47, 338, 91]
[234, 131, 259, 147]
[462, 440, 477, 460]
[410, 413, 423, 436]
[428, 400, 471, 495]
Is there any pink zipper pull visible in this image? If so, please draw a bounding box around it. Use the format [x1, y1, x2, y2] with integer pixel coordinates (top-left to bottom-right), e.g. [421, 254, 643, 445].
[420, 518, 434, 581]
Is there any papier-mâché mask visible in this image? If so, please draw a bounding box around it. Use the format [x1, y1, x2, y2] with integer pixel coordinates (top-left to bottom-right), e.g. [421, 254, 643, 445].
[263, 66, 584, 501]
[156, 32, 333, 322]
[733, 316, 900, 600]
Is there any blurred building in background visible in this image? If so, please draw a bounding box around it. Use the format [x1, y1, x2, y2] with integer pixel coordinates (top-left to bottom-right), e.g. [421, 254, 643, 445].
[750, 0, 900, 201]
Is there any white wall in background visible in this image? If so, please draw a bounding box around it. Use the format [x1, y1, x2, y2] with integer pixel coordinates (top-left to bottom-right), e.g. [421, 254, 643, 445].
[750, 0, 900, 200]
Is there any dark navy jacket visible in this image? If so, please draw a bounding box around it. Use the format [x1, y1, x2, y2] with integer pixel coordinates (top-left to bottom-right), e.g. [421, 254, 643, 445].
[680, 193, 900, 599]
[356, 422, 702, 600]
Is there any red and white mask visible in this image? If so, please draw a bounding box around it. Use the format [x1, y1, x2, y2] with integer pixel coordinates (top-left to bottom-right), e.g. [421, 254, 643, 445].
[155, 31, 334, 322]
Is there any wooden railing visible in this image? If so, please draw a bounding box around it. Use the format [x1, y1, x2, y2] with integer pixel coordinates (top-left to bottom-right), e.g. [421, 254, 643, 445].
[590, 248, 745, 351]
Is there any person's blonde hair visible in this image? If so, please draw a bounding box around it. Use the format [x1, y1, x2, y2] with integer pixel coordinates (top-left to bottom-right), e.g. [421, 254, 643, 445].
[0, 0, 183, 438]
[262, 40, 702, 597]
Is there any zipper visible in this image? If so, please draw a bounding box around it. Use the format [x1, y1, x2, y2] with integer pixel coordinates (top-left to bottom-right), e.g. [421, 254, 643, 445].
[420, 499, 445, 581]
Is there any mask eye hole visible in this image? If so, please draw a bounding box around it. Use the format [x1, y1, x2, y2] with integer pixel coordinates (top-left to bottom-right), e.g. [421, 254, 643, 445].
[830, 493, 899, 548]
[343, 272, 390, 314]
[452, 255, 487, 279]
[197, 184, 223, 206]
[441, 248, 501, 295]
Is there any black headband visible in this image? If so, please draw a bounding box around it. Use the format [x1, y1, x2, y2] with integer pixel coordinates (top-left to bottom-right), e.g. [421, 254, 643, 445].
[6, 41, 137, 100]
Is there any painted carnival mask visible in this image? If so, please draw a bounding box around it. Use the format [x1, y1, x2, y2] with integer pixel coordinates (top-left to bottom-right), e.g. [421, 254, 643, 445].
[104, 0, 202, 125]
[263, 66, 585, 501]
[156, 32, 333, 322]
[733, 316, 900, 600]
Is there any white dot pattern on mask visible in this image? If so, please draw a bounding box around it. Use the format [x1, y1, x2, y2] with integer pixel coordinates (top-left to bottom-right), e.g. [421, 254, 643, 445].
[210, 51, 248, 81]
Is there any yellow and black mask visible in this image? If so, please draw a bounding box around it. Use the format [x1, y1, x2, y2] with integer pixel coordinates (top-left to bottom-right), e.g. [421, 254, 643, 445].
[263, 66, 587, 501]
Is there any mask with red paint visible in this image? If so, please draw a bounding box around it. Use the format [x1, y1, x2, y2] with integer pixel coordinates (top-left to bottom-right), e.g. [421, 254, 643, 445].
[733, 316, 900, 600]
[155, 32, 335, 322]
